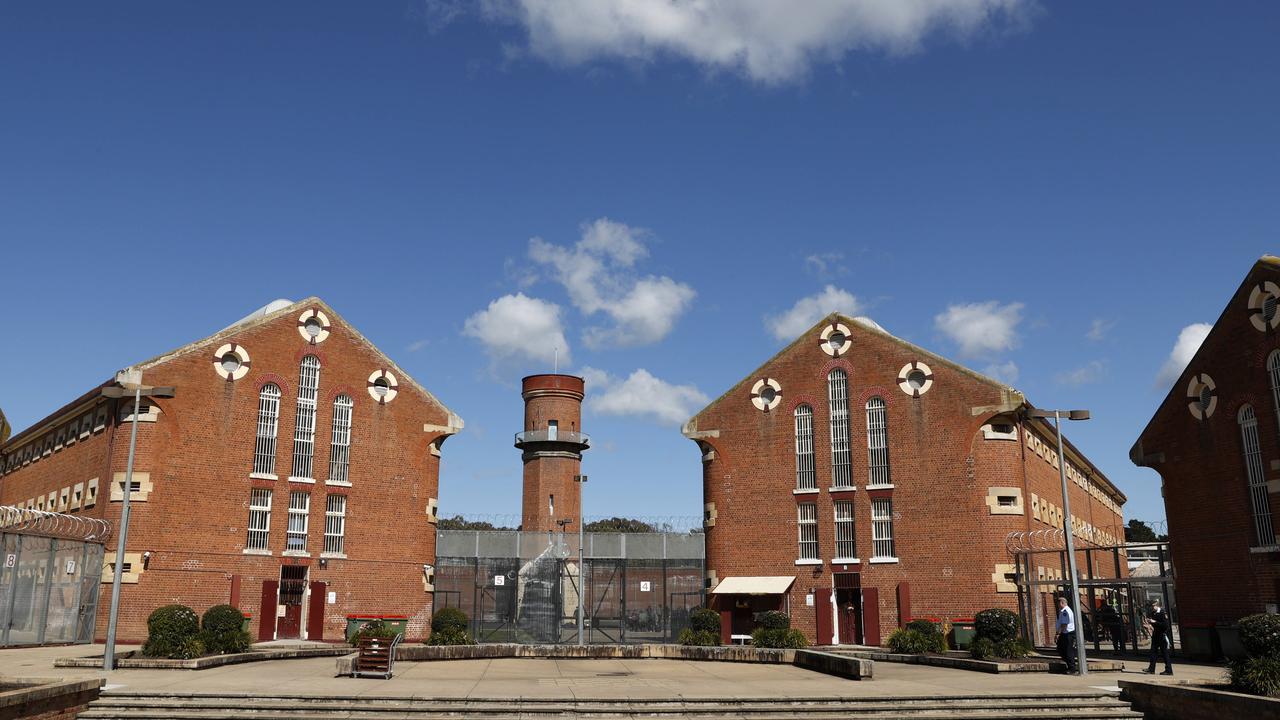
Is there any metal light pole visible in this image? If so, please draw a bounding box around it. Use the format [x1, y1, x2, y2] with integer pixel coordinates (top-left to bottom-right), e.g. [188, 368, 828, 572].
[1027, 408, 1090, 676]
[100, 369, 175, 671]
[575, 474, 587, 646]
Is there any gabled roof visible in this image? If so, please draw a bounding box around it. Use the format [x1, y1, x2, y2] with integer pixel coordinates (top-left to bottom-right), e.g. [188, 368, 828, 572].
[3, 297, 461, 449]
[1131, 254, 1280, 464]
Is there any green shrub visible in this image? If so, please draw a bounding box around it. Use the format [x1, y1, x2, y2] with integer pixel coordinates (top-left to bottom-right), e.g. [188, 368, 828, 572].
[689, 608, 720, 634]
[994, 637, 1032, 659]
[905, 619, 945, 652]
[1239, 614, 1280, 660]
[173, 635, 206, 660]
[751, 627, 807, 649]
[432, 607, 469, 634]
[142, 604, 200, 658]
[974, 609, 1020, 643]
[200, 605, 251, 655]
[758, 611, 791, 630]
[678, 629, 721, 646]
[969, 636, 997, 660]
[350, 619, 399, 646]
[1230, 656, 1280, 697]
[427, 627, 473, 646]
[886, 628, 930, 654]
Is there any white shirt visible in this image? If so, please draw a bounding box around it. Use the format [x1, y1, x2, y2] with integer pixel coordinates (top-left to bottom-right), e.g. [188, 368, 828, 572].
[1057, 605, 1075, 633]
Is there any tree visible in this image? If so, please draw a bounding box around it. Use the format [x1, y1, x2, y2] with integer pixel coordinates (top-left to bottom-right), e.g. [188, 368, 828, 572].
[436, 515, 514, 531]
[1125, 519, 1159, 543]
[584, 517, 655, 533]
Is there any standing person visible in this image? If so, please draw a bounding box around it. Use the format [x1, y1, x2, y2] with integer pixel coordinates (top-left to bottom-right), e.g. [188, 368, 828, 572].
[1056, 596, 1078, 674]
[1143, 599, 1174, 675]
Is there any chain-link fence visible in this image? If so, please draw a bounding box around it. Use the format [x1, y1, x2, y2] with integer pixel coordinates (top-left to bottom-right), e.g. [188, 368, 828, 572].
[0, 533, 104, 646]
[435, 530, 705, 644]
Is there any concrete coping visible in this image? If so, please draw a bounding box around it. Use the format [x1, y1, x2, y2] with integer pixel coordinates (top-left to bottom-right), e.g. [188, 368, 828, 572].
[0, 676, 103, 712]
[54, 645, 352, 670]
[830, 648, 1122, 674]
[1119, 679, 1280, 717]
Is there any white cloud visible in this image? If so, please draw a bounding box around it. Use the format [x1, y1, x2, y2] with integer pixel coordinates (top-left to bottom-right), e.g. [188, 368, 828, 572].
[804, 252, 848, 278]
[1055, 360, 1105, 386]
[1086, 318, 1115, 342]
[1156, 323, 1213, 388]
[983, 360, 1019, 385]
[529, 218, 695, 348]
[581, 366, 709, 426]
[462, 293, 570, 367]
[476, 0, 1034, 84]
[765, 286, 862, 342]
[407, 339, 430, 352]
[935, 300, 1024, 357]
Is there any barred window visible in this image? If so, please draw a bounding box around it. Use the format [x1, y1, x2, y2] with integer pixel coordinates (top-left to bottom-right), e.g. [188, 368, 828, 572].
[798, 502, 818, 561]
[1268, 352, 1280, 439]
[872, 498, 896, 559]
[794, 405, 816, 490]
[246, 489, 272, 551]
[866, 396, 891, 486]
[324, 494, 347, 555]
[834, 500, 856, 560]
[253, 384, 281, 476]
[287, 491, 310, 552]
[1239, 405, 1276, 547]
[828, 369, 852, 488]
[291, 356, 320, 480]
[328, 394, 353, 485]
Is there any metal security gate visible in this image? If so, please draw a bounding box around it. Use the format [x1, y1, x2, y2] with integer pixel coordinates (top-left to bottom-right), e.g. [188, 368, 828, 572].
[0, 508, 111, 647]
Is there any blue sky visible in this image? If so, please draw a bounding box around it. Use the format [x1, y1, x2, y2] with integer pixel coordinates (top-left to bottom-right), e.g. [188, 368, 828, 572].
[2, 1, 1278, 528]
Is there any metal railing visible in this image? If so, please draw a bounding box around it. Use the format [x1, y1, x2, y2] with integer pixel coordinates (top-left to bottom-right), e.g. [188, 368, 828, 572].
[513, 430, 591, 447]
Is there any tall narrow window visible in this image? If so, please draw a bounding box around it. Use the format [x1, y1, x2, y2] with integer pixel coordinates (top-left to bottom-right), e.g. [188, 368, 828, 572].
[1268, 352, 1280, 438]
[794, 405, 816, 490]
[797, 502, 818, 561]
[828, 369, 852, 488]
[834, 500, 856, 560]
[324, 495, 347, 555]
[291, 355, 320, 480]
[1239, 405, 1276, 547]
[246, 489, 272, 551]
[866, 397, 891, 487]
[287, 491, 310, 553]
[872, 498, 896, 559]
[253, 384, 281, 476]
[328, 394, 353, 485]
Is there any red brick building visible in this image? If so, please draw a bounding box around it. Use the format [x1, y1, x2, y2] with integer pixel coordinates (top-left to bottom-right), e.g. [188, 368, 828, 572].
[683, 313, 1126, 645]
[0, 298, 462, 643]
[1132, 255, 1280, 636]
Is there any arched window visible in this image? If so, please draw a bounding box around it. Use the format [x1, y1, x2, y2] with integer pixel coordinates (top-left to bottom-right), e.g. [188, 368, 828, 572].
[253, 384, 281, 477]
[290, 355, 321, 480]
[794, 405, 815, 490]
[828, 369, 852, 488]
[328, 395, 353, 485]
[866, 396, 890, 487]
[1239, 405, 1276, 547]
[1268, 352, 1280, 437]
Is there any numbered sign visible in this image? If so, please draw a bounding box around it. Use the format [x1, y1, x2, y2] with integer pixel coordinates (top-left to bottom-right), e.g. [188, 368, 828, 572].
[494, 574, 505, 587]
[4, 554, 14, 568]
[639, 581, 651, 592]
[65, 560, 76, 575]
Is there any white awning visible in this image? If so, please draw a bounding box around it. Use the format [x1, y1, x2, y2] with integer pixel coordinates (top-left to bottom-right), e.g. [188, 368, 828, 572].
[710, 576, 796, 596]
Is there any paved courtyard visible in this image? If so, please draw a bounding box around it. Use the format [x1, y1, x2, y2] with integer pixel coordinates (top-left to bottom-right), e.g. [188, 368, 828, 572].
[0, 643, 1230, 700]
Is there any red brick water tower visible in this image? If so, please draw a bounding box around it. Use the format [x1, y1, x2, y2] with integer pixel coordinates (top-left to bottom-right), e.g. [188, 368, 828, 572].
[515, 374, 589, 533]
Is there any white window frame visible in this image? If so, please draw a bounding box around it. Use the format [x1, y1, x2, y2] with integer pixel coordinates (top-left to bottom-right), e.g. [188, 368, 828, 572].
[323, 494, 347, 556]
[794, 405, 817, 492]
[796, 502, 820, 564]
[286, 491, 310, 554]
[290, 356, 321, 482]
[252, 384, 281, 478]
[245, 489, 272, 553]
[328, 394, 353, 486]
[866, 396, 892, 488]
[828, 369, 852, 489]
[871, 498, 897, 562]
[1239, 405, 1276, 548]
[833, 500, 857, 562]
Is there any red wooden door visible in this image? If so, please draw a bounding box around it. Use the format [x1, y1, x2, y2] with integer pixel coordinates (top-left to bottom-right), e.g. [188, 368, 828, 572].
[836, 589, 861, 645]
[814, 589, 832, 646]
[306, 581, 327, 641]
[862, 587, 881, 646]
[257, 580, 278, 642]
[277, 566, 307, 639]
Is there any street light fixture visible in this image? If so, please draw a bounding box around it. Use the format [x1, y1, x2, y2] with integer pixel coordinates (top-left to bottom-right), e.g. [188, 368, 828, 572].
[574, 474, 587, 646]
[100, 368, 175, 671]
[1025, 407, 1090, 675]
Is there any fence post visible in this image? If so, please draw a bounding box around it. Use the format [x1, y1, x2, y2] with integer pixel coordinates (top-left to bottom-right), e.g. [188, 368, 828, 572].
[36, 539, 57, 645]
[2, 535, 24, 647]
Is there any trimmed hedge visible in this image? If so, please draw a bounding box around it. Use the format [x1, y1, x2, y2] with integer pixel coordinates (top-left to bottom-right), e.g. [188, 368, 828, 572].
[759, 611, 791, 630]
[974, 609, 1020, 643]
[690, 608, 720, 634]
[905, 619, 945, 652]
[142, 604, 200, 659]
[751, 627, 807, 649]
[428, 608, 473, 645]
[1239, 614, 1280, 660]
[970, 636, 1031, 660]
[678, 629, 721, 646]
[887, 628, 931, 654]
[200, 605, 251, 655]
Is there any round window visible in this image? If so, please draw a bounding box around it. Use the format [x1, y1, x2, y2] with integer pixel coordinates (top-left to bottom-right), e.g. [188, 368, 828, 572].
[1198, 386, 1213, 412]
[758, 386, 777, 405]
[220, 353, 241, 374]
[304, 317, 323, 338]
[1265, 295, 1277, 323]
[827, 332, 846, 353]
[907, 370, 927, 390]
[373, 377, 390, 397]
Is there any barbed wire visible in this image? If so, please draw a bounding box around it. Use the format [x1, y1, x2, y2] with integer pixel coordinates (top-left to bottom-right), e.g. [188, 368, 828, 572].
[0, 506, 111, 542]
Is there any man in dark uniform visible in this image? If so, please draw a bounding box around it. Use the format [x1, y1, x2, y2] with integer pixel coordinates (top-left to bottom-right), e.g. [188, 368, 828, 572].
[1143, 599, 1173, 675]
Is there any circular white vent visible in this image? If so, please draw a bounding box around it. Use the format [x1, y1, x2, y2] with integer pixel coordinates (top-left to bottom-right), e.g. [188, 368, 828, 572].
[1186, 373, 1217, 420]
[820, 323, 852, 357]
[750, 378, 782, 412]
[898, 361, 934, 397]
[368, 369, 399, 404]
[1249, 282, 1280, 332]
[213, 343, 250, 381]
[297, 309, 331, 343]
